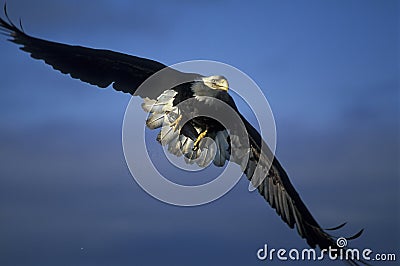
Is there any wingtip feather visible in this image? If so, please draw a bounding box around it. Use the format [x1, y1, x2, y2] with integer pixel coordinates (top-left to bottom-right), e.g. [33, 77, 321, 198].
[0, 3, 24, 36]
[346, 228, 364, 240]
[325, 222, 347, 231]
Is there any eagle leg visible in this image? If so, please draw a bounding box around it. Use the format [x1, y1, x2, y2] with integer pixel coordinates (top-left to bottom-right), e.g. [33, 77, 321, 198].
[170, 114, 182, 132]
[193, 129, 208, 151]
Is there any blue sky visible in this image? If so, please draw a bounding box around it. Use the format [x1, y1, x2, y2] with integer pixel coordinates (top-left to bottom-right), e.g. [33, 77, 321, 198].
[0, 0, 399, 265]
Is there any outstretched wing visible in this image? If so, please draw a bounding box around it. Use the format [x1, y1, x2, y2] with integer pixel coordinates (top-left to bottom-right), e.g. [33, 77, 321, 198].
[242, 118, 341, 247]
[242, 119, 364, 264]
[0, 6, 196, 99]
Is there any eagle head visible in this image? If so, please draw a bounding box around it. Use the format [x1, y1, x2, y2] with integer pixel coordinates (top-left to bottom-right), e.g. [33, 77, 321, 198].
[202, 75, 229, 91]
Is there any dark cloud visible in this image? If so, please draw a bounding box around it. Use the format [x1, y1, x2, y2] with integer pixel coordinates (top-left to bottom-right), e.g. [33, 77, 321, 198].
[4, 0, 168, 35]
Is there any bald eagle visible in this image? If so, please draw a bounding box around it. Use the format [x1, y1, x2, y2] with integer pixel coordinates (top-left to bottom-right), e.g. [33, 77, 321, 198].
[0, 6, 364, 265]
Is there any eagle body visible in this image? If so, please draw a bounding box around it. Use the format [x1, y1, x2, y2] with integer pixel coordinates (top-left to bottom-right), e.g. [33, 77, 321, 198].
[142, 79, 234, 167]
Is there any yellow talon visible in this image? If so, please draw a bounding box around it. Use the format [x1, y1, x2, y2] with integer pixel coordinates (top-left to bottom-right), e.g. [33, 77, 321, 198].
[170, 114, 182, 131]
[193, 129, 208, 151]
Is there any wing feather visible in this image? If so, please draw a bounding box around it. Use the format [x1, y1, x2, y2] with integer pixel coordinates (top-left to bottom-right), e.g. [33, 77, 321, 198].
[239, 118, 366, 265]
[0, 8, 191, 99]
